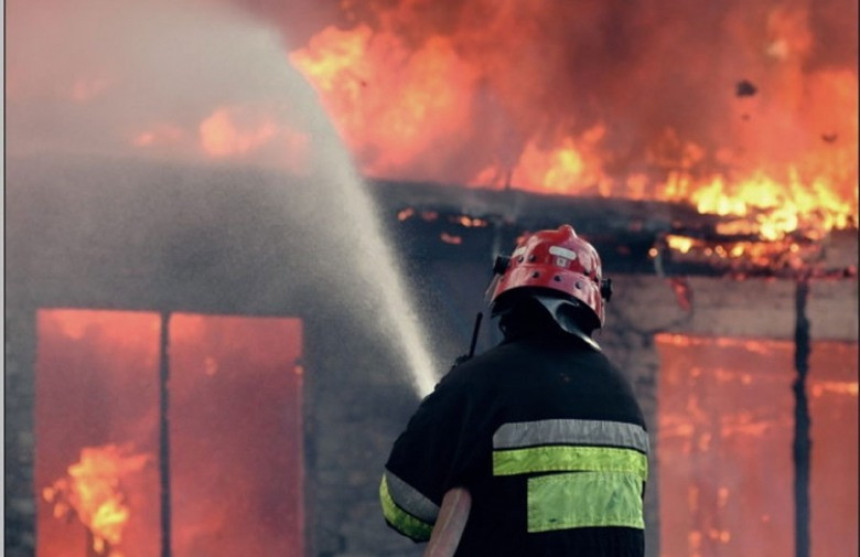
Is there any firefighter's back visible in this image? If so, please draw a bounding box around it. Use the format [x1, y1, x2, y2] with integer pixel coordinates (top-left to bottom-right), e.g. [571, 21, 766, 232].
[453, 334, 648, 557]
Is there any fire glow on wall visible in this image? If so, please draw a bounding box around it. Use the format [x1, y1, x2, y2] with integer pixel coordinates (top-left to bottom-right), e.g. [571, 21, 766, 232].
[35, 310, 305, 557]
[657, 334, 858, 557]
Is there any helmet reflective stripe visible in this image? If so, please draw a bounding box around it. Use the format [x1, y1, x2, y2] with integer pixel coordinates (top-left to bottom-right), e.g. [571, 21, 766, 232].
[548, 246, 578, 261]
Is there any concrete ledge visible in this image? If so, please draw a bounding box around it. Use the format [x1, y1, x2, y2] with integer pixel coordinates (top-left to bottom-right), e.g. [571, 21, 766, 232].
[610, 275, 857, 342]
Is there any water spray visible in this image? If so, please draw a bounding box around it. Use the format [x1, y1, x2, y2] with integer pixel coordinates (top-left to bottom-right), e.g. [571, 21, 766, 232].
[316, 157, 440, 398]
[242, 10, 443, 398]
[8, 0, 441, 398]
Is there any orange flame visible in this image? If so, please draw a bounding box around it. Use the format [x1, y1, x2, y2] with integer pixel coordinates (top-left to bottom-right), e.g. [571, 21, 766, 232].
[290, 24, 478, 179]
[287, 2, 858, 239]
[129, 106, 310, 172]
[133, 123, 186, 148]
[199, 107, 279, 158]
[43, 444, 151, 556]
[480, 126, 612, 196]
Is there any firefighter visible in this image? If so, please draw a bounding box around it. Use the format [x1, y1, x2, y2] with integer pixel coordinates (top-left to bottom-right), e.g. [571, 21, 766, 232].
[380, 224, 649, 557]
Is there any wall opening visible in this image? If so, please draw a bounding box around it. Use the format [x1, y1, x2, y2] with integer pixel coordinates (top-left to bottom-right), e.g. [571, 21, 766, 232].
[35, 309, 305, 556]
[656, 334, 858, 557]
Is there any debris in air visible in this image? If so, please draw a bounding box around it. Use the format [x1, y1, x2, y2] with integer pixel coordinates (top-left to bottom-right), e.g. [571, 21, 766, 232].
[735, 80, 757, 97]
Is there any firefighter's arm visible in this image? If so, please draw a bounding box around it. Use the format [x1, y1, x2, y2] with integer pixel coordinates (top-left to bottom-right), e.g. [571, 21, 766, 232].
[380, 367, 478, 542]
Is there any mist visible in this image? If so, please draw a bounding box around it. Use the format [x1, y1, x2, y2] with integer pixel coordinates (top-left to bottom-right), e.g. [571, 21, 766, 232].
[6, 0, 440, 395]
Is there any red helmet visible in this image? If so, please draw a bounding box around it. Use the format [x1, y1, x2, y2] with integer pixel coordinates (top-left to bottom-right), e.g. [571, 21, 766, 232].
[489, 225, 612, 329]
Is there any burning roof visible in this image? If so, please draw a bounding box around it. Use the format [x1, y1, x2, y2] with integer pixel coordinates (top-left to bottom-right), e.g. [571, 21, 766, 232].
[6, 0, 858, 279]
[286, 0, 857, 225]
[285, 0, 858, 276]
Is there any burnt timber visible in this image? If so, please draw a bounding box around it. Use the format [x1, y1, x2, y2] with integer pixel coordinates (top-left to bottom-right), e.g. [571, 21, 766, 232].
[8, 154, 857, 308]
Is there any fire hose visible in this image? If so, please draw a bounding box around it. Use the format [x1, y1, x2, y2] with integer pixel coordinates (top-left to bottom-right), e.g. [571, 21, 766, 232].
[423, 487, 472, 557]
[423, 314, 481, 555]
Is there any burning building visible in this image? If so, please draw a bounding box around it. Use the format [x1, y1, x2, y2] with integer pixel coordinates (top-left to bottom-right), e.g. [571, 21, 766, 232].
[5, 0, 858, 556]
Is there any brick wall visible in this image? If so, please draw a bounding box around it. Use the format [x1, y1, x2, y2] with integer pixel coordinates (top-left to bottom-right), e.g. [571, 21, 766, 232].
[6, 157, 856, 556]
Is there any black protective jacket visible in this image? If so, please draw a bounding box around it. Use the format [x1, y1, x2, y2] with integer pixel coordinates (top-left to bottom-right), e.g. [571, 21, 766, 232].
[380, 329, 648, 556]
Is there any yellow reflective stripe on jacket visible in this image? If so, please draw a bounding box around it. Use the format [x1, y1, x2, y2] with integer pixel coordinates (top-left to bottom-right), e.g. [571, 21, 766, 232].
[383, 470, 440, 523]
[379, 475, 434, 541]
[493, 445, 648, 480]
[527, 472, 645, 531]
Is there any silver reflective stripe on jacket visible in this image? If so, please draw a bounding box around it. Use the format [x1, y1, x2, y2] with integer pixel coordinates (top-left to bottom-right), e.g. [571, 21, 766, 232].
[492, 419, 649, 532]
[493, 419, 649, 453]
[383, 469, 440, 524]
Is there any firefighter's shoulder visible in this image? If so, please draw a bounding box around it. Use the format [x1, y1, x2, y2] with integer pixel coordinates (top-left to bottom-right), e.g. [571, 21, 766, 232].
[436, 343, 511, 387]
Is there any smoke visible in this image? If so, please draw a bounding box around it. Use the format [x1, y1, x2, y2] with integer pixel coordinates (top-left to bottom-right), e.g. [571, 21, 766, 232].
[7, 0, 439, 394]
[7, 0, 316, 163]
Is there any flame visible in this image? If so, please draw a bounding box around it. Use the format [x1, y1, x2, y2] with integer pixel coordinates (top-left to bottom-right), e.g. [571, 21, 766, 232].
[127, 105, 311, 172]
[450, 215, 487, 228]
[199, 107, 279, 157]
[489, 128, 612, 196]
[811, 381, 859, 398]
[688, 170, 855, 240]
[657, 334, 858, 557]
[12, 0, 856, 248]
[43, 444, 151, 556]
[287, 1, 858, 240]
[440, 232, 462, 245]
[290, 24, 479, 179]
[662, 232, 832, 274]
[133, 123, 186, 148]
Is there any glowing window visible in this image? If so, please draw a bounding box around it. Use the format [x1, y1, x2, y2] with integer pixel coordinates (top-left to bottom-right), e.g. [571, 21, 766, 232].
[36, 309, 305, 557]
[656, 335, 858, 557]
